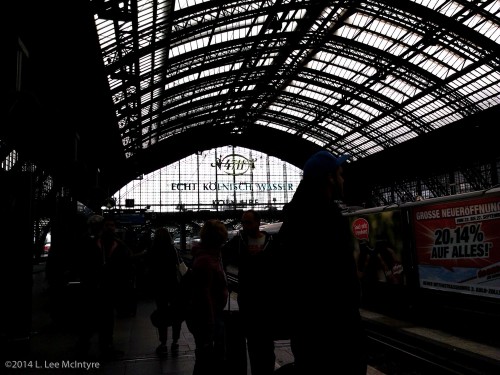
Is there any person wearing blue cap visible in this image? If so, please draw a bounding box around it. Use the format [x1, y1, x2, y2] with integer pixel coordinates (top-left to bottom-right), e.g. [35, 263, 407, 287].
[275, 150, 367, 374]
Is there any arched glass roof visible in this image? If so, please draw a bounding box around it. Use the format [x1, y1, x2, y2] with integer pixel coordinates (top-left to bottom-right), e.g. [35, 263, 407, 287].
[92, 0, 500, 161]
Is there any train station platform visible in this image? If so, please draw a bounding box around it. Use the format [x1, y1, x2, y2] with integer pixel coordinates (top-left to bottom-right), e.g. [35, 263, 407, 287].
[3, 300, 384, 375]
[4, 262, 499, 374]
[0, 263, 387, 375]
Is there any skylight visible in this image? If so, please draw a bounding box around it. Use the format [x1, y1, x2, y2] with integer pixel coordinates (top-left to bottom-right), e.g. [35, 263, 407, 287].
[92, 0, 500, 163]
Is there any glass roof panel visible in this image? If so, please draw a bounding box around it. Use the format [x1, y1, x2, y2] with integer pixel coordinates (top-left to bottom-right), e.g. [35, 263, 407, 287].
[92, 0, 500, 162]
[176, 0, 212, 10]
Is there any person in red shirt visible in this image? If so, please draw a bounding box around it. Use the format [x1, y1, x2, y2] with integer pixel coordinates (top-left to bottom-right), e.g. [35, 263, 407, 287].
[189, 219, 229, 375]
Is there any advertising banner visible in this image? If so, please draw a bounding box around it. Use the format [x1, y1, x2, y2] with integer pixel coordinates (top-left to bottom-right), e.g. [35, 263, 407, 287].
[349, 209, 405, 286]
[412, 194, 500, 299]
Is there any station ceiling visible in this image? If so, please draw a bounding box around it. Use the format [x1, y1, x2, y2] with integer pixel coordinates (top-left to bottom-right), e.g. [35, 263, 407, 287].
[5, 0, 500, 203]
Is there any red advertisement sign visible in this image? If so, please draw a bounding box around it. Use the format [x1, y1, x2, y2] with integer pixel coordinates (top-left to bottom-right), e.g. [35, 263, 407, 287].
[349, 210, 405, 286]
[412, 194, 500, 298]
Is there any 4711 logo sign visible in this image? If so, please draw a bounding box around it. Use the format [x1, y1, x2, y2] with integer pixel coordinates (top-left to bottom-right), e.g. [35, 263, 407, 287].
[211, 154, 256, 176]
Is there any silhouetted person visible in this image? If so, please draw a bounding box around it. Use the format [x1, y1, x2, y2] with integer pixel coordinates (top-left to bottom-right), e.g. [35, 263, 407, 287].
[277, 150, 368, 374]
[190, 219, 229, 375]
[147, 227, 182, 357]
[75, 215, 133, 360]
[222, 209, 275, 375]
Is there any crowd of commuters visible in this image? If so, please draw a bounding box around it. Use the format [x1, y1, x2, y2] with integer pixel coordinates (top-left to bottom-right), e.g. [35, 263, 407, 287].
[48, 149, 367, 374]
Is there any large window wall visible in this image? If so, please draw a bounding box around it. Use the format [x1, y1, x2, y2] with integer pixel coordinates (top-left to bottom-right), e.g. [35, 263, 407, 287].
[113, 146, 303, 212]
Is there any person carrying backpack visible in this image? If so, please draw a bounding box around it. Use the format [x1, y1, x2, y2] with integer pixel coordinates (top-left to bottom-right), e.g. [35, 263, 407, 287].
[147, 227, 182, 357]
